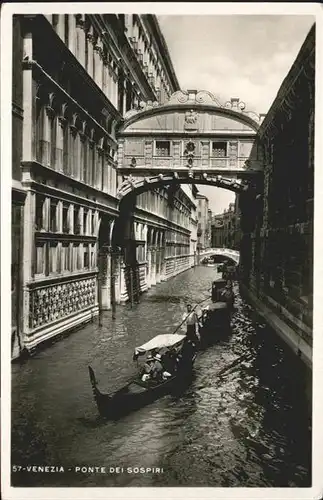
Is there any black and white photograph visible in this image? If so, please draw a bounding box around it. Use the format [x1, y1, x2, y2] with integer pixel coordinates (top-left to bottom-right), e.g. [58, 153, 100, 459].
[1, 2, 323, 499]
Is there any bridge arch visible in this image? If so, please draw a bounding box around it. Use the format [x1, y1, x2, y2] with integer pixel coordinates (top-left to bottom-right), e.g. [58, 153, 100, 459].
[200, 248, 240, 265]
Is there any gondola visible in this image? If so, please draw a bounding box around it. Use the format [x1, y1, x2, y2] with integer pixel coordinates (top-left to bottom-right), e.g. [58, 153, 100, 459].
[88, 333, 196, 418]
[199, 279, 234, 345]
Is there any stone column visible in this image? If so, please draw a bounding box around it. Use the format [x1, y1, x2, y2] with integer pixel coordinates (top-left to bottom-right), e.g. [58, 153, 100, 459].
[107, 66, 113, 103]
[76, 16, 86, 67]
[22, 190, 36, 335]
[123, 78, 127, 113]
[56, 116, 64, 171]
[156, 233, 161, 283]
[68, 14, 76, 55]
[79, 206, 84, 234]
[99, 247, 111, 310]
[68, 203, 74, 235]
[22, 18, 36, 162]
[119, 260, 127, 303]
[151, 247, 157, 286]
[147, 247, 152, 289]
[87, 30, 94, 78]
[94, 40, 102, 89]
[56, 15, 65, 40]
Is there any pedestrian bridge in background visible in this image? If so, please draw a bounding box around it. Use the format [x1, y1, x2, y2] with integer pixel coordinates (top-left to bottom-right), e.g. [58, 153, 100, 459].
[200, 248, 240, 265]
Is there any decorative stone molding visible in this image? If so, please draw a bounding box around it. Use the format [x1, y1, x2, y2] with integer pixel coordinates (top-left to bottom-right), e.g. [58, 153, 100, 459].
[45, 105, 55, 118]
[69, 124, 78, 137]
[86, 32, 95, 43]
[58, 115, 67, 128]
[75, 15, 85, 29]
[121, 89, 260, 126]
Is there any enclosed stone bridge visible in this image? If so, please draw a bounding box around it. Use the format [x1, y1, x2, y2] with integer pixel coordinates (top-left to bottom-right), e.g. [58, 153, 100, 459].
[115, 89, 264, 203]
[200, 248, 240, 265]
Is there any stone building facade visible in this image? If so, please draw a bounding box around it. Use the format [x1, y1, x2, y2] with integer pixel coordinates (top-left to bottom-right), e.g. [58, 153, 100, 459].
[11, 13, 190, 357]
[211, 198, 241, 250]
[240, 24, 315, 368]
[196, 194, 211, 251]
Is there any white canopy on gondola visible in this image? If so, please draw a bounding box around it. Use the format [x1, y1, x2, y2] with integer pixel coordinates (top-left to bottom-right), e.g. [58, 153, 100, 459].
[133, 334, 186, 358]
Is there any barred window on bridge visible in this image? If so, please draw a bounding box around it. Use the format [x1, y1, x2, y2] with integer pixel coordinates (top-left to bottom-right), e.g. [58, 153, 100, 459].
[212, 141, 227, 157]
[155, 140, 170, 157]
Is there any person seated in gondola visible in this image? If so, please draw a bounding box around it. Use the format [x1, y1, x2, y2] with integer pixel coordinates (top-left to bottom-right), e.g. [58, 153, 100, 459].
[150, 353, 165, 382]
[162, 348, 179, 375]
[140, 354, 154, 382]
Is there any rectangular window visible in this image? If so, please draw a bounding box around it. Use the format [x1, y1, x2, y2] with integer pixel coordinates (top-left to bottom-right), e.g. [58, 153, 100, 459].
[73, 206, 81, 235]
[82, 139, 88, 184]
[83, 210, 88, 235]
[35, 195, 45, 231]
[35, 102, 44, 163]
[91, 144, 96, 186]
[35, 243, 46, 275]
[62, 243, 70, 272]
[91, 212, 95, 236]
[96, 153, 103, 190]
[155, 140, 170, 156]
[212, 141, 227, 157]
[50, 200, 58, 232]
[49, 242, 58, 274]
[77, 245, 83, 270]
[63, 204, 69, 233]
[90, 244, 96, 268]
[63, 123, 69, 174]
[73, 244, 79, 271]
[84, 244, 89, 269]
[103, 157, 109, 192]
[50, 116, 57, 168]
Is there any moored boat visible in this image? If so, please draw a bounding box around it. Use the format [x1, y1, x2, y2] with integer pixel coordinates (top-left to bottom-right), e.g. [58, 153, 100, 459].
[89, 333, 196, 418]
[199, 279, 234, 344]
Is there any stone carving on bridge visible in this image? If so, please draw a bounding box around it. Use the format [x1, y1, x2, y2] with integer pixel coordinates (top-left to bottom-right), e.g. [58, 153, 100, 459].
[184, 110, 199, 130]
[184, 140, 196, 167]
[123, 90, 261, 126]
[167, 90, 222, 107]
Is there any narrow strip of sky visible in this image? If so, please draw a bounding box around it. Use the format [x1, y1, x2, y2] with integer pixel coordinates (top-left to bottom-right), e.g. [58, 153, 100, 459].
[157, 14, 314, 214]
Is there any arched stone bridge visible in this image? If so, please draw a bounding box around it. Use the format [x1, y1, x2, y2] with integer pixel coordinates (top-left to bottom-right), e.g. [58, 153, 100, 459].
[200, 248, 240, 265]
[116, 89, 264, 201]
[116, 172, 250, 200]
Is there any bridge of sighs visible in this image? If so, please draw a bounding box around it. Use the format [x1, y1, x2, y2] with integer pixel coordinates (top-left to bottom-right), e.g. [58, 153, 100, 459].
[116, 89, 264, 200]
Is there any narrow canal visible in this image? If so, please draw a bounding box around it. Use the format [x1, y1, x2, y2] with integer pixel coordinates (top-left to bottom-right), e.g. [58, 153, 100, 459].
[11, 266, 311, 487]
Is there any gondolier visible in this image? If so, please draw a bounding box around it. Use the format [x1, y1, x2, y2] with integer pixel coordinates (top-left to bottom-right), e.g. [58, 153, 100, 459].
[182, 304, 200, 342]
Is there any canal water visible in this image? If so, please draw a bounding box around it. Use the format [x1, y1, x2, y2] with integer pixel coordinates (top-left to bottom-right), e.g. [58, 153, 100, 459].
[11, 266, 311, 487]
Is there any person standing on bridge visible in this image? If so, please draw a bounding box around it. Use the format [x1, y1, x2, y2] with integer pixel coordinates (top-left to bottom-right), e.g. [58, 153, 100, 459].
[182, 304, 200, 343]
